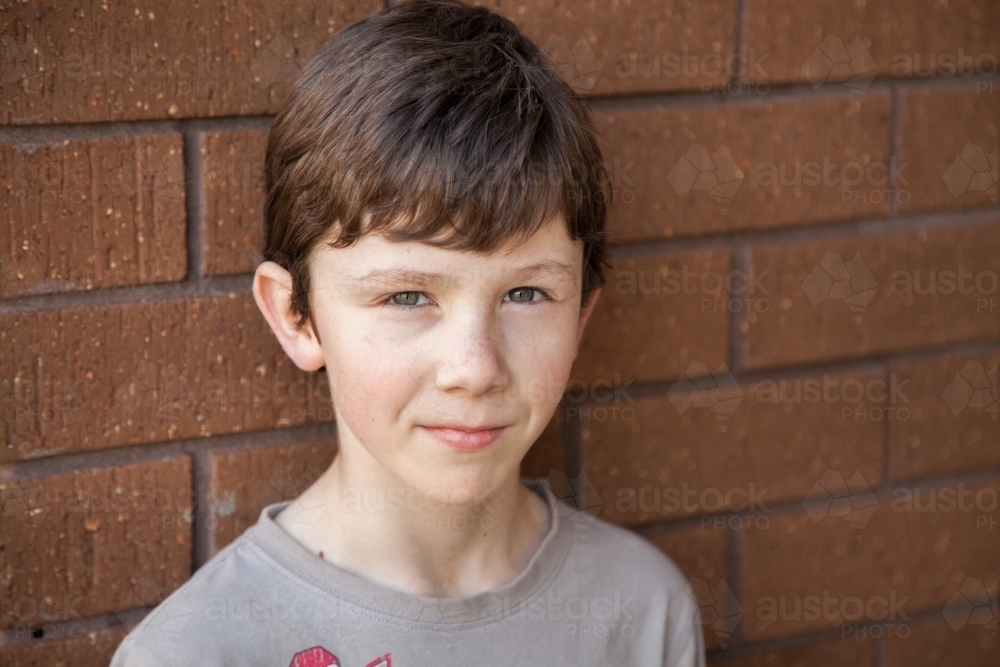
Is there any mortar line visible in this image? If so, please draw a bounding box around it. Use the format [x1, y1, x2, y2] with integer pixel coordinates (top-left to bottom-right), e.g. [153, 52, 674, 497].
[727, 244, 751, 374]
[726, 521, 746, 647]
[887, 85, 905, 218]
[733, 0, 749, 87]
[0, 116, 274, 143]
[603, 207, 999, 261]
[183, 130, 205, 279]
[1, 422, 339, 479]
[190, 448, 214, 570]
[1, 74, 992, 142]
[569, 339, 1000, 404]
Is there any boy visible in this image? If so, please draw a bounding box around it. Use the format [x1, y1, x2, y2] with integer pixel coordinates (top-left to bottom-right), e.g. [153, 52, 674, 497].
[111, 1, 706, 665]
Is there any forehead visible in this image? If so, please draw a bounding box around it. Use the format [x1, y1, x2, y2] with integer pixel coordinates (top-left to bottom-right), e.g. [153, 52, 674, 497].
[310, 214, 583, 287]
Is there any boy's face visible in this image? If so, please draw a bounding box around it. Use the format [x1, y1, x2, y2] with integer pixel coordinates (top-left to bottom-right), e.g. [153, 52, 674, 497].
[254, 214, 600, 507]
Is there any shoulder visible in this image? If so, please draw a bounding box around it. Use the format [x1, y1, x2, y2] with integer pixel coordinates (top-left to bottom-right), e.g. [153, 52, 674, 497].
[555, 509, 706, 666]
[109, 530, 276, 667]
[563, 510, 691, 597]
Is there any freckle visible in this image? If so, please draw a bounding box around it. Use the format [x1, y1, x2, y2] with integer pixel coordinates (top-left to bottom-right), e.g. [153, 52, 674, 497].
[318, 551, 324, 559]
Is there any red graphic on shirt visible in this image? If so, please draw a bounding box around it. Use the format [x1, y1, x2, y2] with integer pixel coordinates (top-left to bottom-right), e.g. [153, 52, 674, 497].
[289, 646, 340, 667]
[286, 648, 392, 667]
[365, 655, 392, 667]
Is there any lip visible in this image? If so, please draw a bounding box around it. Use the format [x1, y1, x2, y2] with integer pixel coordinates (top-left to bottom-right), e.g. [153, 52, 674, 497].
[420, 425, 509, 451]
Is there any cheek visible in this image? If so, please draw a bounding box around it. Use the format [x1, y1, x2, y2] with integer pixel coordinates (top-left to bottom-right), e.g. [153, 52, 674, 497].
[323, 313, 421, 435]
[505, 310, 579, 407]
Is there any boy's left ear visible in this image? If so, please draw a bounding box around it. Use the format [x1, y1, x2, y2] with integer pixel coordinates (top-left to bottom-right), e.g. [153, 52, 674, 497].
[575, 287, 602, 349]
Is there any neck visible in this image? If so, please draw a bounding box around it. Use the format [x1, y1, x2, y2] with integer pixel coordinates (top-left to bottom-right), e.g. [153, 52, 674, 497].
[274, 450, 551, 599]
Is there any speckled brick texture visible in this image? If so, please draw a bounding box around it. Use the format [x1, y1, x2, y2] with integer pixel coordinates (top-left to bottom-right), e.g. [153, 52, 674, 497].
[745, 0, 1000, 86]
[571, 249, 731, 385]
[594, 93, 892, 241]
[582, 371, 885, 526]
[743, 481, 1000, 641]
[0, 625, 127, 667]
[899, 88, 999, 213]
[741, 221, 1000, 371]
[479, 0, 738, 96]
[889, 353, 1000, 482]
[885, 617, 1000, 667]
[0, 0, 383, 124]
[0, 458, 192, 629]
[1, 0, 998, 663]
[201, 129, 269, 276]
[0, 294, 334, 462]
[1, 135, 187, 297]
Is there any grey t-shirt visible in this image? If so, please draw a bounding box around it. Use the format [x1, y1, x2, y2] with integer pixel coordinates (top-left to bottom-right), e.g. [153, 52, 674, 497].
[111, 479, 706, 667]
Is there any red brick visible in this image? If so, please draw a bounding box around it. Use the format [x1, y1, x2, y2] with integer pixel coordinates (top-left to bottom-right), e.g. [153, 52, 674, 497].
[571, 249, 731, 386]
[710, 638, 875, 667]
[1, 135, 186, 298]
[207, 438, 336, 553]
[885, 616, 1000, 667]
[478, 0, 737, 96]
[741, 221, 1000, 371]
[0, 625, 127, 667]
[742, 480, 1000, 641]
[0, 0, 382, 125]
[899, 88, 999, 214]
[595, 93, 891, 241]
[889, 353, 1000, 482]
[745, 0, 999, 86]
[202, 130, 268, 276]
[583, 371, 885, 526]
[0, 458, 191, 630]
[647, 526, 728, 651]
[0, 294, 334, 462]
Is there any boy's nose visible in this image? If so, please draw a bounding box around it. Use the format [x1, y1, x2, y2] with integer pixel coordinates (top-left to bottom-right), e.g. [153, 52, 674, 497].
[433, 310, 509, 398]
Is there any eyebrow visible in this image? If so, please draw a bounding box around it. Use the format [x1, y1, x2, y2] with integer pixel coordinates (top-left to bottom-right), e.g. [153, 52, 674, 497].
[345, 260, 577, 291]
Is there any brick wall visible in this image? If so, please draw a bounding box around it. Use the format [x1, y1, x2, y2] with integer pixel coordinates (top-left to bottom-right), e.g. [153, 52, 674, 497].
[1, 1, 997, 665]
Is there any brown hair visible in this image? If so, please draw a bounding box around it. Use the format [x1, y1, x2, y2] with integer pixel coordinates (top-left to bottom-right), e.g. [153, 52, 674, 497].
[261, 0, 611, 335]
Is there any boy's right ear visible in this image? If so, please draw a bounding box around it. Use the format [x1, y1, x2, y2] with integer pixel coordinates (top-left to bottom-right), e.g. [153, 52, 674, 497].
[252, 262, 327, 372]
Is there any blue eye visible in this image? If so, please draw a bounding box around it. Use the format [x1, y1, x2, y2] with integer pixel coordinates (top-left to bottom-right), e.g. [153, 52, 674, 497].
[506, 287, 550, 303]
[388, 291, 426, 307]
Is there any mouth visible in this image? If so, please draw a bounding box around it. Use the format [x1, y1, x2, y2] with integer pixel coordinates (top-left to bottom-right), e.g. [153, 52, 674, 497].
[419, 424, 509, 451]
